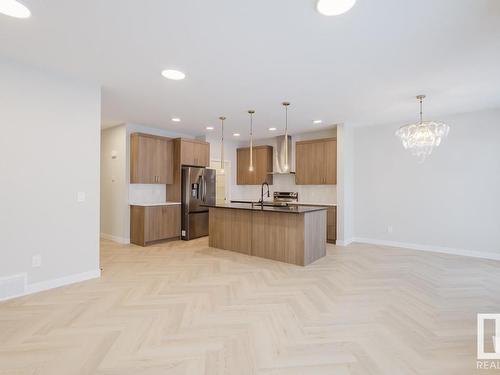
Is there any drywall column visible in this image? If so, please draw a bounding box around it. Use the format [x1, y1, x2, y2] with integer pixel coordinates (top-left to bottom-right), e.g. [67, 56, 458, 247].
[336, 124, 354, 246]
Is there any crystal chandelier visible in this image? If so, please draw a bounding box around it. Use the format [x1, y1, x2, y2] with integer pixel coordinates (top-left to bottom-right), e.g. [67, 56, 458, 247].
[395, 95, 450, 162]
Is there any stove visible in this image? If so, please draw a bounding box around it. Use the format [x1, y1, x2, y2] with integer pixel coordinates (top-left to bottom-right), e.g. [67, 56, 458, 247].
[273, 192, 299, 206]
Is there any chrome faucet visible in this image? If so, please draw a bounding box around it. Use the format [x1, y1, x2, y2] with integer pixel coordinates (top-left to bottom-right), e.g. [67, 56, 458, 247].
[260, 182, 270, 207]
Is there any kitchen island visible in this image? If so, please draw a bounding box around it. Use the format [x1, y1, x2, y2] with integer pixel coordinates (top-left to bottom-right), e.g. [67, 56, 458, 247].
[205, 203, 327, 266]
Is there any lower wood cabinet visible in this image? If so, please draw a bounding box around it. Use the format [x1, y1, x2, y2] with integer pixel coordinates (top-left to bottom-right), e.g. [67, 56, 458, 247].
[326, 206, 337, 244]
[130, 205, 181, 246]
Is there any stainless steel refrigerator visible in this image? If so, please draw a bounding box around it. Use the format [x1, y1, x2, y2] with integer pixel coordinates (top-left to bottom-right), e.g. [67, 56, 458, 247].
[181, 166, 216, 240]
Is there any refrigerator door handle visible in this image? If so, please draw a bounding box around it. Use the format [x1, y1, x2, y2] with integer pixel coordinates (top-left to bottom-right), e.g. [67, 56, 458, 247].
[203, 177, 207, 202]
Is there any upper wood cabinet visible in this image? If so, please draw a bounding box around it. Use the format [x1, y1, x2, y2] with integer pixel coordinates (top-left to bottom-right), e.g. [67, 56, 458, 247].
[130, 133, 173, 184]
[180, 139, 210, 167]
[237, 145, 273, 185]
[295, 138, 337, 185]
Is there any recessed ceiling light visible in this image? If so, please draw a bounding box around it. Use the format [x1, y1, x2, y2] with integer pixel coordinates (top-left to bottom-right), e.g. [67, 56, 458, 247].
[269, 127, 277, 131]
[0, 0, 31, 18]
[233, 133, 240, 137]
[161, 69, 186, 80]
[313, 120, 323, 124]
[171, 118, 181, 122]
[206, 126, 214, 130]
[316, 0, 356, 16]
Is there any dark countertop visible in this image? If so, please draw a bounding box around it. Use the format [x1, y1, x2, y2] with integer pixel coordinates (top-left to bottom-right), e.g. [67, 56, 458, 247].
[231, 199, 336, 207]
[202, 203, 328, 214]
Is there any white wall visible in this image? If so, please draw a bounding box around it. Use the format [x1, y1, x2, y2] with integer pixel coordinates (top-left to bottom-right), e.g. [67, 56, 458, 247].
[353, 108, 500, 258]
[0, 59, 101, 298]
[100, 124, 128, 243]
[230, 128, 338, 204]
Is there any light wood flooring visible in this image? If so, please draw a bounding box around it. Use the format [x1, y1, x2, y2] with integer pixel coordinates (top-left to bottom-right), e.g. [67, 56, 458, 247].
[1, 238, 499, 375]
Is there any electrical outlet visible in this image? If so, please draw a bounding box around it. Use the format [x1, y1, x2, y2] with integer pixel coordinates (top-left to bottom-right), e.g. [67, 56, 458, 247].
[387, 225, 394, 234]
[77, 192, 86, 202]
[32, 255, 42, 268]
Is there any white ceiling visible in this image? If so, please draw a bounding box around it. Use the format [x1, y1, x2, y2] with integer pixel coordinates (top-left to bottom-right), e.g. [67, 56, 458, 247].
[1, 0, 500, 139]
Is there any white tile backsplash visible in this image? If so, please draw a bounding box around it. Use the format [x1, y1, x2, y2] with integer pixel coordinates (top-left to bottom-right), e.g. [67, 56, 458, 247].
[231, 174, 336, 205]
[129, 184, 167, 205]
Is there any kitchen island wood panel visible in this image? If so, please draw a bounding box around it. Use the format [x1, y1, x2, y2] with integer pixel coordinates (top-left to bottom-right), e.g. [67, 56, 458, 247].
[208, 208, 252, 255]
[208, 205, 327, 266]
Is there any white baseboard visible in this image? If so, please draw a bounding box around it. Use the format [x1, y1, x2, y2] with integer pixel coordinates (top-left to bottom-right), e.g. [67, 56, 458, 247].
[352, 237, 500, 261]
[27, 269, 101, 295]
[100, 232, 130, 244]
[1, 269, 101, 302]
[336, 239, 354, 247]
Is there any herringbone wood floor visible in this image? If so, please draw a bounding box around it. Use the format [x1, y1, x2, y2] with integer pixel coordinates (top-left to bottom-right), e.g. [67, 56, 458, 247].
[1, 238, 499, 375]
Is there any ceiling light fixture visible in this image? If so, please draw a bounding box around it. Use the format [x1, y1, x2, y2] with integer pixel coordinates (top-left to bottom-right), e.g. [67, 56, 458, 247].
[233, 133, 241, 137]
[282, 102, 291, 171]
[161, 69, 186, 80]
[316, 0, 356, 16]
[313, 120, 323, 124]
[171, 118, 181, 122]
[219, 116, 226, 174]
[248, 110, 255, 172]
[269, 127, 277, 131]
[395, 95, 450, 163]
[0, 0, 31, 18]
[206, 126, 214, 130]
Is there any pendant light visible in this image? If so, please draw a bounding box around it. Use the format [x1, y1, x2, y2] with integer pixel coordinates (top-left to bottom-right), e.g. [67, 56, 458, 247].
[282, 102, 290, 171]
[248, 110, 255, 172]
[395, 95, 450, 163]
[219, 116, 226, 174]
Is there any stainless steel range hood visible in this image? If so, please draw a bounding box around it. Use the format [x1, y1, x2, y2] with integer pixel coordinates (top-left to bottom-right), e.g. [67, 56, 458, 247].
[271, 135, 295, 175]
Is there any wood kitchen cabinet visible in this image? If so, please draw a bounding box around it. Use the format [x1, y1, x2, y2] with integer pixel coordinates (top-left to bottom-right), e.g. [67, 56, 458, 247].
[237, 145, 273, 185]
[130, 205, 181, 246]
[180, 139, 210, 167]
[295, 138, 337, 185]
[327, 206, 337, 244]
[290, 204, 337, 244]
[130, 133, 173, 184]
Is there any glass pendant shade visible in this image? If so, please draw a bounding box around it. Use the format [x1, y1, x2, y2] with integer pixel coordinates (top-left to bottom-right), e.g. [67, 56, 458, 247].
[219, 116, 226, 174]
[282, 102, 290, 171]
[248, 110, 255, 172]
[396, 95, 450, 163]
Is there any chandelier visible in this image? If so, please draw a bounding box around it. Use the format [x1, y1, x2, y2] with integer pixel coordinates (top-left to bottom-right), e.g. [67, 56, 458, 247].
[395, 95, 450, 162]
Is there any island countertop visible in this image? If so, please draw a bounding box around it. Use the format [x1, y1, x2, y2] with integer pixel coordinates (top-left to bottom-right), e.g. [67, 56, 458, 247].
[202, 203, 328, 214]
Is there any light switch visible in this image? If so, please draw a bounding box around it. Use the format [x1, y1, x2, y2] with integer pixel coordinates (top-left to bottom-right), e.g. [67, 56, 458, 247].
[32, 255, 42, 268]
[77, 192, 86, 202]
